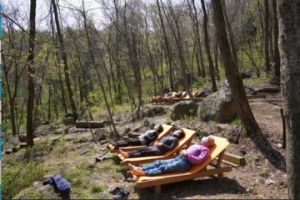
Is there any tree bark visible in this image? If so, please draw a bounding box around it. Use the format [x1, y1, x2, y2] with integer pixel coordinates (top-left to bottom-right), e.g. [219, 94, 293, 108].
[212, 0, 261, 135]
[273, 0, 280, 79]
[157, 0, 174, 90]
[26, 0, 37, 147]
[51, 0, 78, 120]
[201, 0, 217, 92]
[188, 0, 205, 77]
[82, 1, 119, 138]
[264, 0, 271, 73]
[278, 0, 300, 198]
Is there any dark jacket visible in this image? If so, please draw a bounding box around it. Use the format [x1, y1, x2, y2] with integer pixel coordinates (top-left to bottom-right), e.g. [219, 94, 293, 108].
[140, 130, 159, 145]
[153, 134, 179, 154]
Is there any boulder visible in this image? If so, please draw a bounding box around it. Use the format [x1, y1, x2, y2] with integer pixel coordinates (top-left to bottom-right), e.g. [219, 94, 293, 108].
[198, 89, 238, 123]
[63, 117, 75, 125]
[93, 128, 109, 141]
[53, 128, 64, 135]
[152, 107, 165, 114]
[196, 88, 211, 98]
[18, 134, 27, 142]
[143, 107, 155, 117]
[170, 101, 198, 121]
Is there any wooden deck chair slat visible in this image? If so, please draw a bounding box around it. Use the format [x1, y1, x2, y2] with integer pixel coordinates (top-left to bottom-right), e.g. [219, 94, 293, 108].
[118, 128, 196, 166]
[109, 124, 173, 153]
[131, 135, 232, 193]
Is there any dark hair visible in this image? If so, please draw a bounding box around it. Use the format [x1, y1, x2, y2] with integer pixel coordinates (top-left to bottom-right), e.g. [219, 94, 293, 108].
[155, 124, 164, 133]
[173, 129, 184, 139]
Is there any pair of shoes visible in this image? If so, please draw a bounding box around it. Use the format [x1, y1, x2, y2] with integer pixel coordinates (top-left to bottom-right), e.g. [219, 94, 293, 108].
[125, 177, 135, 182]
[109, 187, 130, 199]
[95, 156, 107, 162]
[109, 187, 120, 195]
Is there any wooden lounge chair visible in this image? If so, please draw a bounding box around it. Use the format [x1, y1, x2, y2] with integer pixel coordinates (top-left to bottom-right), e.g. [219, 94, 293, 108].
[108, 124, 173, 153]
[150, 92, 177, 104]
[118, 128, 196, 166]
[179, 90, 198, 101]
[164, 91, 187, 103]
[130, 135, 232, 193]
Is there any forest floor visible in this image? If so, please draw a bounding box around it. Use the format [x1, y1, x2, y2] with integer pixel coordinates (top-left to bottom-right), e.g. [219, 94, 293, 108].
[2, 82, 288, 199]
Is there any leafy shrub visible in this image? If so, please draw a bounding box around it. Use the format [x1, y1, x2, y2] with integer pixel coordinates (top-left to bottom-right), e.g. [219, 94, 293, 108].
[2, 161, 46, 199]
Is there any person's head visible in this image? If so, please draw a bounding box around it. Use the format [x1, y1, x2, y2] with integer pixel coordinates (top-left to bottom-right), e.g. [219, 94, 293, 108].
[200, 136, 215, 148]
[172, 129, 184, 139]
[154, 124, 164, 133]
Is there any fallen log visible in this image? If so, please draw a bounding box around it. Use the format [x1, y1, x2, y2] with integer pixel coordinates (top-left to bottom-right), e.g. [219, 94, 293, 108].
[76, 120, 105, 128]
[246, 94, 266, 99]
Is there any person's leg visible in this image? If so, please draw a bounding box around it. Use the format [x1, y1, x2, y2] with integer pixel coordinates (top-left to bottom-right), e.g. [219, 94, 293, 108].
[119, 149, 129, 158]
[160, 156, 192, 174]
[114, 140, 130, 147]
[143, 157, 190, 176]
[127, 138, 143, 146]
[129, 147, 158, 157]
[141, 158, 176, 171]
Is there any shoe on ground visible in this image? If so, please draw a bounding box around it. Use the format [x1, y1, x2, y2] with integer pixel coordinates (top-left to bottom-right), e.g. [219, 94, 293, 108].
[109, 187, 120, 195]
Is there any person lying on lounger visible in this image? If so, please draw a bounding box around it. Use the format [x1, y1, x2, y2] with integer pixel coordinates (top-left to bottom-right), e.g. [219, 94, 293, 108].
[152, 91, 184, 101]
[119, 129, 185, 158]
[109, 124, 164, 148]
[128, 136, 215, 176]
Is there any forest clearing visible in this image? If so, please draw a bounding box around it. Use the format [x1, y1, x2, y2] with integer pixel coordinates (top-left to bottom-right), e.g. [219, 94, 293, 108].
[2, 0, 300, 199]
[2, 80, 288, 199]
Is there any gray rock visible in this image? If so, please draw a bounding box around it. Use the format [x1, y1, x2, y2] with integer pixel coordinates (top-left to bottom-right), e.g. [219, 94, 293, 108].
[198, 89, 238, 123]
[39, 184, 56, 197]
[78, 137, 88, 143]
[117, 126, 131, 135]
[170, 101, 198, 121]
[265, 179, 275, 185]
[33, 181, 42, 189]
[93, 128, 109, 141]
[63, 117, 75, 125]
[53, 128, 64, 135]
[18, 134, 27, 142]
[152, 107, 165, 114]
[143, 107, 155, 117]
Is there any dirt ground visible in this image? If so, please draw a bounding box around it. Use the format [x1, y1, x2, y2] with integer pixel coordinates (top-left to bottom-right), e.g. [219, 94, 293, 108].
[105, 90, 288, 199]
[3, 87, 288, 199]
[145, 92, 288, 199]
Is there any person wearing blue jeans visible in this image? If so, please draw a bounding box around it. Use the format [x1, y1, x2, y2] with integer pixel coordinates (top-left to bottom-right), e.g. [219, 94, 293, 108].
[129, 136, 215, 176]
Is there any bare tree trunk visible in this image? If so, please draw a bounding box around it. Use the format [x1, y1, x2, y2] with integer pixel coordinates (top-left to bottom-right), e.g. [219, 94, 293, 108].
[201, 0, 217, 92]
[214, 38, 220, 81]
[165, 0, 192, 98]
[212, 0, 260, 135]
[26, 0, 37, 147]
[222, 0, 238, 67]
[51, 0, 78, 120]
[188, 0, 205, 77]
[264, 0, 271, 73]
[81, 1, 119, 137]
[157, 0, 174, 90]
[2, 55, 18, 136]
[48, 83, 51, 121]
[272, 0, 280, 79]
[278, 0, 300, 198]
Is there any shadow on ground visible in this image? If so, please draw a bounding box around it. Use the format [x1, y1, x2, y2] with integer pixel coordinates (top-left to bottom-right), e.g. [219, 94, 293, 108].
[135, 177, 247, 199]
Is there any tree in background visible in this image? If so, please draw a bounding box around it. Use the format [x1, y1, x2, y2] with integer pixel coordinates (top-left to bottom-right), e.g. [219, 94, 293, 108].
[51, 0, 78, 121]
[278, 0, 300, 198]
[26, 0, 37, 147]
[212, 0, 260, 135]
